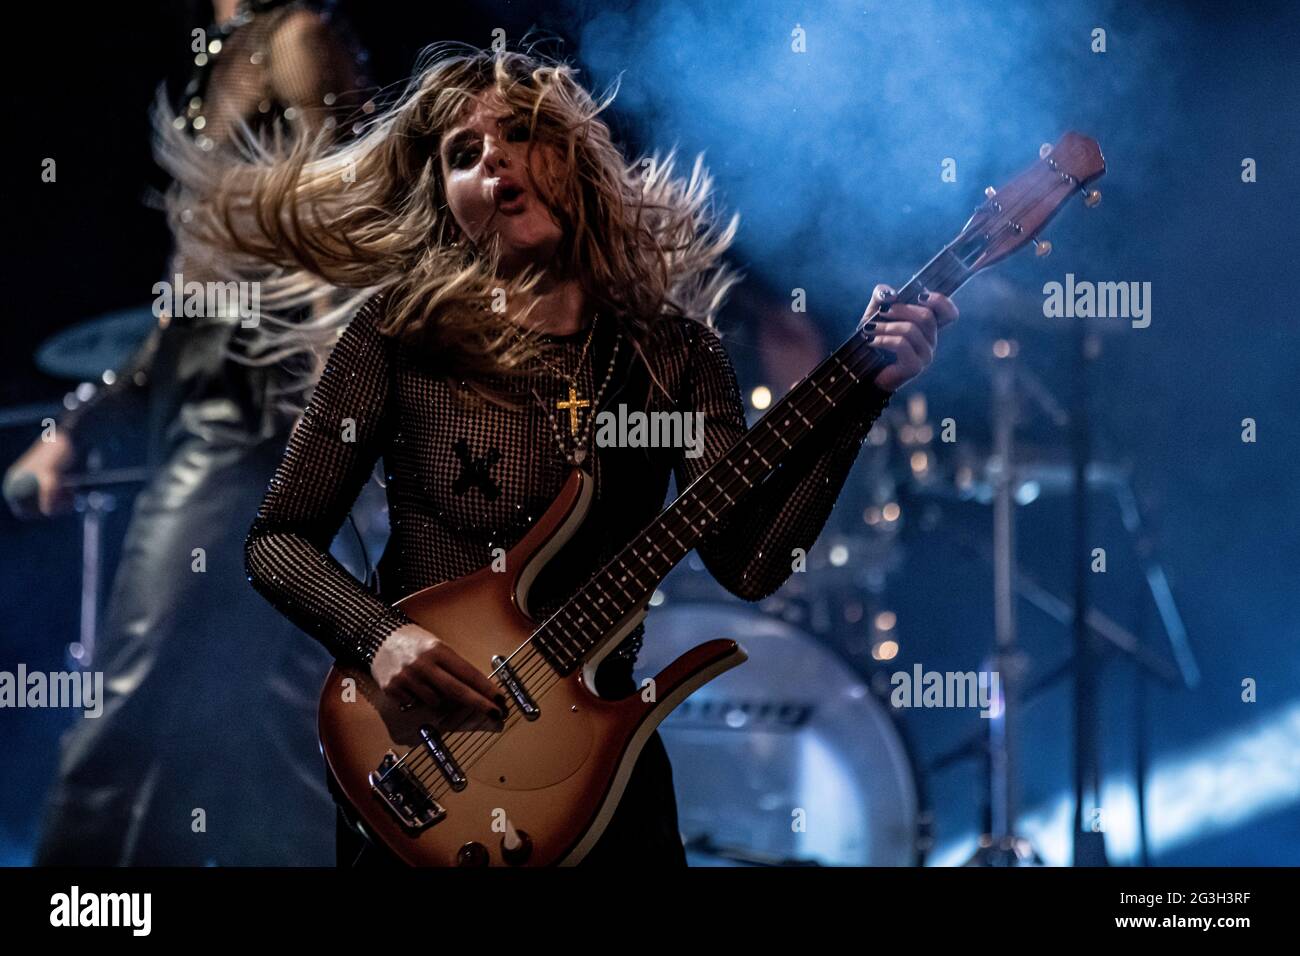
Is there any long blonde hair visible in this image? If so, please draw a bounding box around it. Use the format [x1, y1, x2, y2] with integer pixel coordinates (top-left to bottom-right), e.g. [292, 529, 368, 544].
[155, 40, 741, 401]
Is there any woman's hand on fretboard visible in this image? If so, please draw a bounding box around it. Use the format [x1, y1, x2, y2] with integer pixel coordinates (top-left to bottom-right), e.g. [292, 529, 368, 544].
[860, 283, 959, 393]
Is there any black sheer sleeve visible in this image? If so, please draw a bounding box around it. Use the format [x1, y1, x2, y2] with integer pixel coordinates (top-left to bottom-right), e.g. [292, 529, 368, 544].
[674, 322, 891, 601]
[244, 294, 414, 668]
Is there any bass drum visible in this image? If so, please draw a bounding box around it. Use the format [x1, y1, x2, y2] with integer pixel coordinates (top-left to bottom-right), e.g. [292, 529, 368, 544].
[635, 602, 920, 866]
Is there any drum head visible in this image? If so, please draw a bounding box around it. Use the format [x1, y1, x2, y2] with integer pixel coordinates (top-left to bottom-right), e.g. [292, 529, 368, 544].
[636, 603, 919, 866]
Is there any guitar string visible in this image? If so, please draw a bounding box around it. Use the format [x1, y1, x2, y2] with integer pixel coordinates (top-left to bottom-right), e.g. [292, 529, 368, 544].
[406, 334, 901, 797]
[400, 241, 992, 794]
[395, 173, 1065, 796]
[403, 246, 985, 798]
[400, 248, 971, 793]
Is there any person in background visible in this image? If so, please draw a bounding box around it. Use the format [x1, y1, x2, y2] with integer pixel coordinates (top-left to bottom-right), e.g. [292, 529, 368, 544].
[4, 0, 370, 865]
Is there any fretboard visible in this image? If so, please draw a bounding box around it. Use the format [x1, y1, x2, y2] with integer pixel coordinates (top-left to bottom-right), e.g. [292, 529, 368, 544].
[535, 245, 975, 673]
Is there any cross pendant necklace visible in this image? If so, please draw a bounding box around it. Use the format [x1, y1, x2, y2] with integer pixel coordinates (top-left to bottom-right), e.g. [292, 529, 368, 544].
[516, 315, 597, 435]
[555, 385, 590, 435]
[515, 312, 620, 467]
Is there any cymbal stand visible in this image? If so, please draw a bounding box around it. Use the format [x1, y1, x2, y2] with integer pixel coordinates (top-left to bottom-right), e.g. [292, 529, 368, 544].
[964, 338, 1042, 866]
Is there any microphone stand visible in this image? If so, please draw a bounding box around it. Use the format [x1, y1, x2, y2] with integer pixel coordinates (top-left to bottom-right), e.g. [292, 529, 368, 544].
[65, 463, 151, 669]
[963, 338, 1041, 866]
[1070, 320, 1109, 866]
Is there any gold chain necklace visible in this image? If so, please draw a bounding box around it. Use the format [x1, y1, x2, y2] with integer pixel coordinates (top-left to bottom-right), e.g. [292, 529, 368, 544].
[512, 315, 598, 436]
[509, 314, 621, 467]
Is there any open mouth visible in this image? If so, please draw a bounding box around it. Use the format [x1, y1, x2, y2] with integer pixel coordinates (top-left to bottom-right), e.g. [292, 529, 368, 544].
[497, 184, 526, 211]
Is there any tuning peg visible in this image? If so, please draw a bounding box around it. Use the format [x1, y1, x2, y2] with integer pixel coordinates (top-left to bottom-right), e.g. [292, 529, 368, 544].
[984, 186, 997, 199]
[1033, 238, 1052, 257]
[1083, 188, 1102, 208]
[1039, 143, 1053, 159]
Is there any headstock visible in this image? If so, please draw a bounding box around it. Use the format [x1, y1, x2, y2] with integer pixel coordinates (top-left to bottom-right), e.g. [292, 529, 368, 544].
[948, 131, 1105, 274]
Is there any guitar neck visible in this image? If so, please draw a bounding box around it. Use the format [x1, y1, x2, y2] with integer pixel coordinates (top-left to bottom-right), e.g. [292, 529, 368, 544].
[534, 246, 978, 673]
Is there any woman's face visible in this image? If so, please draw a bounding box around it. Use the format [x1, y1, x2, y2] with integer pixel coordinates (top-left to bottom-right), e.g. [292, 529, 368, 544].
[439, 90, 565, 275]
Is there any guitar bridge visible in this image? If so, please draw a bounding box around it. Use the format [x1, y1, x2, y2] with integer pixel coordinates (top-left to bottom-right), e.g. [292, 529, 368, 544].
[369, 751, 445, 831]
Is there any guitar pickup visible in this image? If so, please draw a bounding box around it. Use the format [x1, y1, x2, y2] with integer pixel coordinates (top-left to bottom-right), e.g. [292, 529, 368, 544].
[420, 725, 468, 791]
[493, 655, 540, 720]
[370, 751, 445, 831]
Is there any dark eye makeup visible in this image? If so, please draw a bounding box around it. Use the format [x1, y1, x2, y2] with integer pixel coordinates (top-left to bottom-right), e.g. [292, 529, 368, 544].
[443, 117, 533, 169]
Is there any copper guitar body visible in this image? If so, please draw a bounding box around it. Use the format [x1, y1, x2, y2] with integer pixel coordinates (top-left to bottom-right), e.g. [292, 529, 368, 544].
[318, 468, 747, 866]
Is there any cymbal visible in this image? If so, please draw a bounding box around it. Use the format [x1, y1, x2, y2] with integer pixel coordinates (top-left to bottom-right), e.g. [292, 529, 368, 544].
[36, 305, 157, 381]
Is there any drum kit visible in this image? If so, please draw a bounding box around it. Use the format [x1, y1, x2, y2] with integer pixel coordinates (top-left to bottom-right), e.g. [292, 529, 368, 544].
[13, 288, 1198, 866]
[639, 275, 1198, 867]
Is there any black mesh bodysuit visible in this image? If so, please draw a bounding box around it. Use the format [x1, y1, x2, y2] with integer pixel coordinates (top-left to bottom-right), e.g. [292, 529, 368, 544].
[32, 1, 367, 867]
[245, 291, 892, 866]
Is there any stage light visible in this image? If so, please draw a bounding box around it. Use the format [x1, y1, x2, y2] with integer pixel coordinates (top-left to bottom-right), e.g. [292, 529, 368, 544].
[1015, 480, 1041, 505]
[908, 394, 928, 423]
[750, 385, 772, 410]
[929, 699, 1300, 866]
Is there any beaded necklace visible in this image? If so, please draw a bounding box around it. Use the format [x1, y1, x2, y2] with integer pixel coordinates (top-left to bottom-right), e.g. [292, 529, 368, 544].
[516, 316, 621, 467]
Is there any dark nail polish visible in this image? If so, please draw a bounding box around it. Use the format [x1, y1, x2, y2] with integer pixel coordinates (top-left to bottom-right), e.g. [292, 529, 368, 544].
[491, 708, 506, 721]
[863, 321, 878, 331]
[879, 304, 891, 313]
[919, 292, 931, 302]
[495, 694, 508, 708]
[864, 333, 875, 343]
